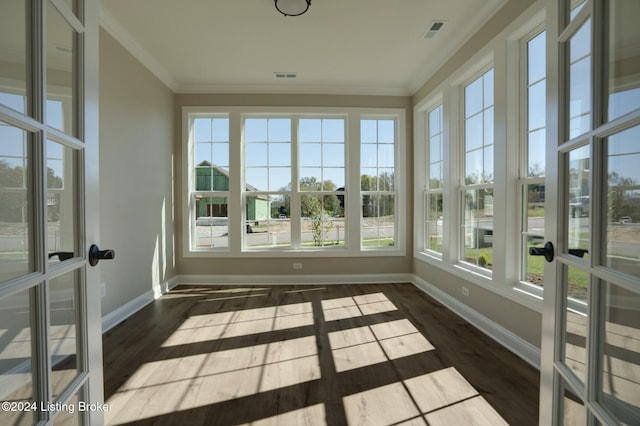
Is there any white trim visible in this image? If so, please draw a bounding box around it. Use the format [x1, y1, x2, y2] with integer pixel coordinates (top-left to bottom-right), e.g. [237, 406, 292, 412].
[178, 82, 411, 97]
[411, 274, 541, 369]
[414, 251, 543, 312]
[101, 276, 180, 333]
[99, 7, 180, 92]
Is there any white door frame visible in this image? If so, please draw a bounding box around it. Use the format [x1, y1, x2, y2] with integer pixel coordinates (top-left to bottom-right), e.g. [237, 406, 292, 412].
[0, 0, 104, 424]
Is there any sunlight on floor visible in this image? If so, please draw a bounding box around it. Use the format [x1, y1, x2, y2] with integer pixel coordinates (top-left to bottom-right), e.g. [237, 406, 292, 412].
[161, 301, 314, 347]
[106, 335, 321, 424]
[329, 319, 435, 372]
[104, 289, 511, 425]
[321, 292, 397, 321]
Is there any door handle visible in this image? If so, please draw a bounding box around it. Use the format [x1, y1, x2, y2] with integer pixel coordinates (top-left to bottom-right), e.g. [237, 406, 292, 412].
[89, 244, 115, 266]
[568, 249, 588, 258]
[529, 241, 554, 262]
[48, 251, 74, 261]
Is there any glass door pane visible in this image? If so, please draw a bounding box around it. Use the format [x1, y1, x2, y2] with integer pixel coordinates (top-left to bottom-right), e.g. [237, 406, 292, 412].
[0, 124, 33, 282]
[50, 270, 82, 401]
[47, 140, 77, 263]
[46, 2, 78, 137]
[604, 125, 640, 277]
[606, 0, 640, 122]
[0, 288, 35, 426]
[568, 19, 592, 140]
[0, 0, 28, 115]
[601, 281, 640, 423]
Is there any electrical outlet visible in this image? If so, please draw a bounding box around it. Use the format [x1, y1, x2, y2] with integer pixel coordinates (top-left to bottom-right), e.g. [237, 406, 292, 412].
[293, 263, 303, 270]
[100, 282, 106, 298]
[461, 286, 469, 297]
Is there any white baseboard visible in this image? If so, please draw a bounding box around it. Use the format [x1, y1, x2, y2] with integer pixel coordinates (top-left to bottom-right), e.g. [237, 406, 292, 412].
[177, 273, 414, 286]
[410, 274, 541, 369]
[101, 276, 180, 333]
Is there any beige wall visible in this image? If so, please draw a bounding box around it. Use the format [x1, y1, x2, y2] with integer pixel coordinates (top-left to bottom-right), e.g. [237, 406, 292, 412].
[174, 93, 413, 276]
[99, 29, 176, 316]
[411, 0, 542, 349]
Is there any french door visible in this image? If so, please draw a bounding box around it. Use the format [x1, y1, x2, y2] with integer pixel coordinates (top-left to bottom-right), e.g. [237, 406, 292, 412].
[540, 0, 640, 424]
[0, 0, 103, 424]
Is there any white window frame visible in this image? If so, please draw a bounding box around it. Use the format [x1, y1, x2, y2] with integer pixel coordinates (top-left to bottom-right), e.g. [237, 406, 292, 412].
[182, 106, 406, 258]
[458, 65, 495, 277]
[423, 102, 445, 258]
[413, 1, 547, 312]
[516, 25, 547, 300]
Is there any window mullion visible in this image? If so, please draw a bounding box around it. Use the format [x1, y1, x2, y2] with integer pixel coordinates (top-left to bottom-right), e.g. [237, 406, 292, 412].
[347, 112, 361, 250]
[290, 117, 301, 248]
[229, 111, 242, 254]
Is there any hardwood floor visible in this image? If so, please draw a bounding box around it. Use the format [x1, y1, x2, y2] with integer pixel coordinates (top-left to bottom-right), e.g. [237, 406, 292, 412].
[102, 283, 539, 425]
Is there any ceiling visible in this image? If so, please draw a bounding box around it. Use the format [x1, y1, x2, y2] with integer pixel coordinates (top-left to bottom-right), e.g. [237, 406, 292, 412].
[99, 0, 505, 96]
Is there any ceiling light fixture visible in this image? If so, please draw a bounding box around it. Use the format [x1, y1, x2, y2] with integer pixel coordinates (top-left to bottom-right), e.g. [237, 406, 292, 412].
[275, 0, 311, 17]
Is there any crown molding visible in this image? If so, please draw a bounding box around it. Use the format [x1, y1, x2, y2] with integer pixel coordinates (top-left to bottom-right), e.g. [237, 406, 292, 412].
[99, 6, 180, 92]
[408, 0, 509, 95]
[176, 82, 413, 97]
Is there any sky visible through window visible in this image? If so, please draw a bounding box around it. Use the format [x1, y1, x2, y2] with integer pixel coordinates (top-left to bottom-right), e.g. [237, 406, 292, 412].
[193, 117, 392, 193]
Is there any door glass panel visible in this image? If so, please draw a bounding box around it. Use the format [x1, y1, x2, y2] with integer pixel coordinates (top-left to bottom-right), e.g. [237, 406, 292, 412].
[569, 0, 587, 21]
[0, 0, 28, 115]
[568, 19, 592, 139]
[46, 2, 77, 137]
[0, 288, 35, 426]
[568, 146, 590, 260]
[564, 266, 589, 383]
[53, 390, 81, 425]
[605, 125, 640, 277]
[606, 0, 640, 122]
[601, 281, 640, 423]
[561, 379, 586, 426]
[47, 141, 77, 263]
[61, 0, 79, 20]
[50, 270, 81, 401]
[0, 123, 33, 282]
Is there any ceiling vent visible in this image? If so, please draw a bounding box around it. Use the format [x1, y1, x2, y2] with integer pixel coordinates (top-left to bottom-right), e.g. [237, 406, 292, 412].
[274, 72, 298, 79]
[423, 21, 446, 39]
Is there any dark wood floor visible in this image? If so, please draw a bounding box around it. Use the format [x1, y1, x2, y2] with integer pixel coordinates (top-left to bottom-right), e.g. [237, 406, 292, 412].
[102, 283, 539, 425]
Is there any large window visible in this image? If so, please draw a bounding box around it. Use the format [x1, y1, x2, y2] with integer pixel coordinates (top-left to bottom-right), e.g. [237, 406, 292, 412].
[425, 105, 444, 255]
[192, 116, 230, 248]
[299, 118, 346, 248]
[244, 117, 292, 248]
[184, 107, 404, 256]
[361, 119, 397, 248]
[520, 30, 547, 288]
[461, 69, 494, 271]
